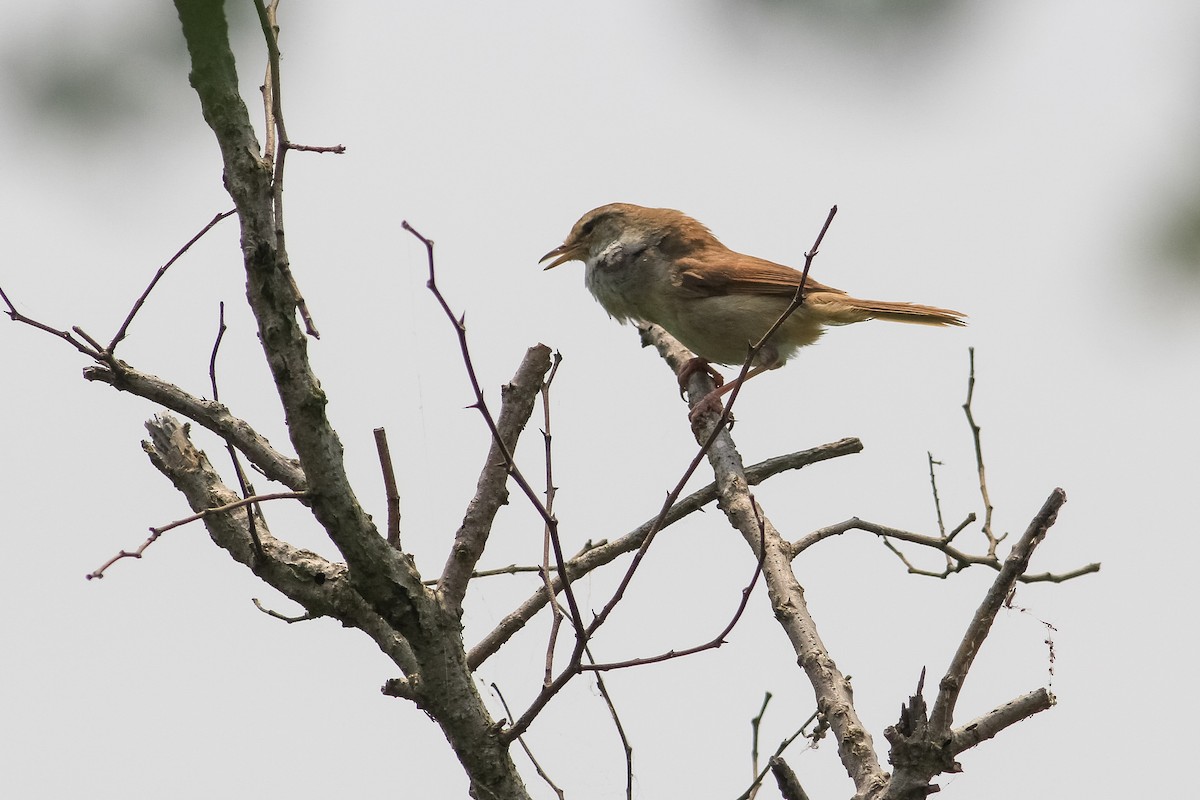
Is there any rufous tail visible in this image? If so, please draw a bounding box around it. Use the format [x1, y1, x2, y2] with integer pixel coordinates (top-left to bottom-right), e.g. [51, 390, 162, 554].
[809, 293, 966, 327]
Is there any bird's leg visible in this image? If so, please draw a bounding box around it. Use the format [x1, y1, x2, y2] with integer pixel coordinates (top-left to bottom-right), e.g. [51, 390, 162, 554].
[687, 364, 772, 423]
[677, 356, 725, 399]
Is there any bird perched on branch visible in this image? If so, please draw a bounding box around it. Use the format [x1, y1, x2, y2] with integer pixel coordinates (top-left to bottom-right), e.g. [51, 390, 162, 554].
[541, 203, 965, 419]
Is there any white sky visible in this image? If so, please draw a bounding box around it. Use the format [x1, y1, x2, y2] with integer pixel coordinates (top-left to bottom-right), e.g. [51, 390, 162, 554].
[2, 1, 1198, 798]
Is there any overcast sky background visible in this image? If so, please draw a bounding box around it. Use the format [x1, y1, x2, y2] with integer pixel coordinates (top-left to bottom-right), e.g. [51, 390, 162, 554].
[3, 2, 1198, 798]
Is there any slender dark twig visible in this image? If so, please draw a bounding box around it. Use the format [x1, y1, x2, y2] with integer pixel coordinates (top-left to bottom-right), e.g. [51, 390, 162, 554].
[539, 352, 566, 684]
[490, 684, 565, 800]
[579, 496, 767, 673]
[584, 644, 635, 800]
[209, 301, 265, 561]
[0, 285, 101, 358]
[699, 205, 838, 431]
[109, 209, 236, 352]
[468, 439, 862, 671]
[403, 220, 587, 645]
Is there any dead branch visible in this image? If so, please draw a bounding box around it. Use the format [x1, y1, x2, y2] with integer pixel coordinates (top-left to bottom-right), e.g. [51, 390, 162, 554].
[86, 490, 307, 580]
[963, 347, 999, 555]
[792, 517, 1098, 583]
[641, 322, 888, 799]
[881, 489, 1068, 798]
[469, 439, 861, 670]
[373, 427, 403, 547]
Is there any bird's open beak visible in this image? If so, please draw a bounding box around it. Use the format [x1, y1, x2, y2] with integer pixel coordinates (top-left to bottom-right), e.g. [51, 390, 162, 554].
[539, 243, 582, 270]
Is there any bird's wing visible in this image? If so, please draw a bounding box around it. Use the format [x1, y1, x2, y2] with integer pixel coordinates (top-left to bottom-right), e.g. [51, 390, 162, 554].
[674, 250, 847, 298]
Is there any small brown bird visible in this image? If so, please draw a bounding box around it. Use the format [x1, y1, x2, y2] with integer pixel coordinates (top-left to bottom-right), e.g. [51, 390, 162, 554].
[541, 203, 965, 418]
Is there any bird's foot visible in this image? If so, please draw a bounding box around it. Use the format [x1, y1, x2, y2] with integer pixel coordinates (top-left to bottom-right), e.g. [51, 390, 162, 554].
[677, 357, 725, 399]
[687, 387, 733, 425]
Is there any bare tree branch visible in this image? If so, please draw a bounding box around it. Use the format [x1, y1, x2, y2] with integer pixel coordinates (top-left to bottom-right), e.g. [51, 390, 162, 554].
[793, 517, 1097, 583]
[491, 684, 565, 800]
[86, 489, 308, 580]
[83, 362, 306, 489]
[881, 489, 1068, 799]
[174, 5, 530, 795]
[468, 439, 860, 670]
[641, 323, 888, 799]
[963, 347, 1000, 556]
[437, 344, 553, 614]
[141, 414, 420, 677]
[930, 488, 1067, 733]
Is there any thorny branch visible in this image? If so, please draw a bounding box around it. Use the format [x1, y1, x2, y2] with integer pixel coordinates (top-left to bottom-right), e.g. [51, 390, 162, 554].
[404, 222, 572, 627]
[539, 351, 566, 685]
[691, 204, 838, 430]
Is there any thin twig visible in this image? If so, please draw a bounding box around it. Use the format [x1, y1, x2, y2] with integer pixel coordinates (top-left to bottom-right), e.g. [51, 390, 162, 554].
[584, 644, 635, 800]
[0, 285, 102, 358]
[748, 692, 773, 800]
[540, 351, 565, 685]
[404, 221, 586, 643]
[7, 284, 306, 492]
[792, 516, 1096, 583]
[285, 142, 346, 153]
[86, 491, 308, 579]
[252, 597, 315, 623]
[109, 209, 236, 352]
[209, 301, 265, 561]
[694, 205, 838, 429]
[927, 452, 947, 538]
[491, 684, 565, 800]
[468, 439, 861, 670]
[579, 496, 767, 672]
[963, 348, 998, 556]
[734, 710, 820, 800]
